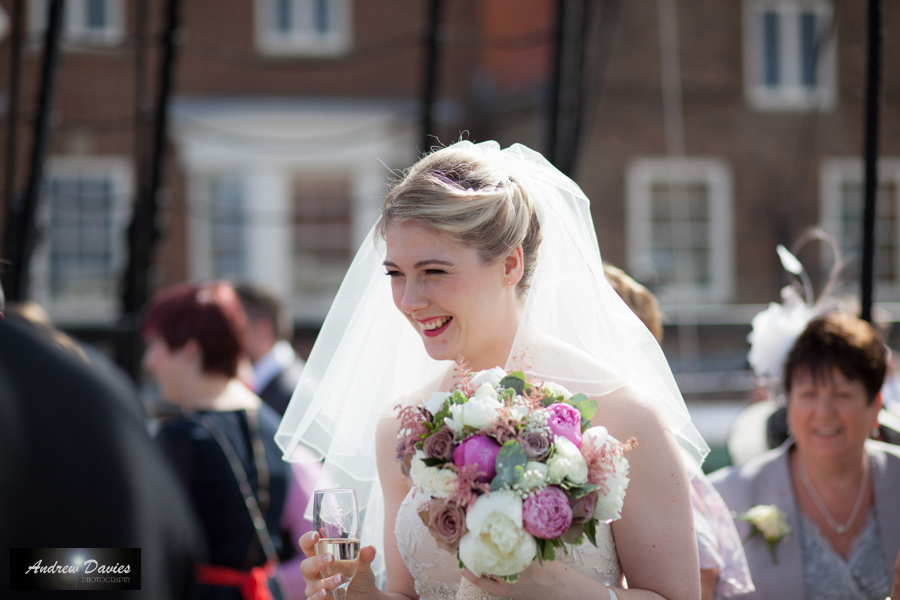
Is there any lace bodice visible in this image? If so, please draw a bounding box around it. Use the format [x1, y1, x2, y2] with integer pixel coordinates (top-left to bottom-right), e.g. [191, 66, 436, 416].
[395, 487, 623, 600]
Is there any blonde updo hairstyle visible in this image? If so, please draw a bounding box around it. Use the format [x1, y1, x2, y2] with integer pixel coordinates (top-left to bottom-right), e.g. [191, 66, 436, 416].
[376, 145, 542, 297]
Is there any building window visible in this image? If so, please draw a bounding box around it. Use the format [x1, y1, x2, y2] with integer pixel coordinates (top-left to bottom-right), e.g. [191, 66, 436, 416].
[255, 0, 352, 57]
[743, 0, 835, 111]
[291, 175, 352, 297]
[29, 0, 125, 48]
[821, 159, 900, 300]
[31, 157, 132, 322]
[208, 174, 249, 280]
[627, 158, 734, 303]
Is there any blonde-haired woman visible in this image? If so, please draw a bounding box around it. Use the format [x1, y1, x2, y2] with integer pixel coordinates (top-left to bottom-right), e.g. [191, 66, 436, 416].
[277, 141, 710, 600]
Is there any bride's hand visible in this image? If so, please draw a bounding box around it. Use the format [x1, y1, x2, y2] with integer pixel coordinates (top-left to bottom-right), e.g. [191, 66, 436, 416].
[299, 531, 378, 599]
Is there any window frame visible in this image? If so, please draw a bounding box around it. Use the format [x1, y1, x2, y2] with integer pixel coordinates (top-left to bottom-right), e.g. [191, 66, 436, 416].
[254, 0, 352, 57]
[626, 157, 734, 304]
[29, 0, 126, 49]
[820, 157, 900, 300]
[30, 156, 133, 323]
[742, 0, 836, 111]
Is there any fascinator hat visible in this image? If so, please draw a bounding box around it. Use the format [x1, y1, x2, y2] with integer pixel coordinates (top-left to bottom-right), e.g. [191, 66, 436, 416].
[746, 230, 849, 392]
[275, 140, 709, 580]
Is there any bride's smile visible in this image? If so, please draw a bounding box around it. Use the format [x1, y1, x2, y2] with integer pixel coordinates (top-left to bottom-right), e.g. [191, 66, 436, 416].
[383, 222, 522, 371]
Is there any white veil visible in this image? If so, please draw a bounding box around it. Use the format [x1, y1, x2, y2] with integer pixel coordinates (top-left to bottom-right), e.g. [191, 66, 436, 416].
[275, 140, 710, 582]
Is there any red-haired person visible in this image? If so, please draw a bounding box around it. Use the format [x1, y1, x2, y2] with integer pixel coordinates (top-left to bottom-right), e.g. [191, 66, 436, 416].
[143, 281, 304, 600]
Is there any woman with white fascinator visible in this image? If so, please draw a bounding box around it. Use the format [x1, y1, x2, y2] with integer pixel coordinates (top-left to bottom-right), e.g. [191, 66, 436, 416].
[276, 141, 710, 600]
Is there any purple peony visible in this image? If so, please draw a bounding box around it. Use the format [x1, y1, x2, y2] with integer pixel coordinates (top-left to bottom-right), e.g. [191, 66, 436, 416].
[423, 426, 456, 461]
[546, 403, 583, 448]
[453, 435, 502, 483]
[523, 485, 573, 539]
[569, 491, 597, 525]
[519, 430, 552, 460]
[427, 499, 468, 553]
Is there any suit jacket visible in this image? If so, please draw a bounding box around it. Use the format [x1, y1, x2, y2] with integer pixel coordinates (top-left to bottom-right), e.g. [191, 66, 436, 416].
[0, 319, 205, 598]
[708, 439, 900, 600]
[259, 358, 304, 417]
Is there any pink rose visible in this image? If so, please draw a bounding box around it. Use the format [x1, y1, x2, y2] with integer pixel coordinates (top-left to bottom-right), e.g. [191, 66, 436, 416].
[569, 491, 597, 525]
[423, 426, 456, 461]
[547, 403, 583, 448]
[427, 499, 467, 553]
[523, 485, 573, 539]
[453, 435, 501, 483]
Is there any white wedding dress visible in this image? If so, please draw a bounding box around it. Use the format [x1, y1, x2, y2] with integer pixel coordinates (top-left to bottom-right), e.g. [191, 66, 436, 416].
[395, 487, 623, 600]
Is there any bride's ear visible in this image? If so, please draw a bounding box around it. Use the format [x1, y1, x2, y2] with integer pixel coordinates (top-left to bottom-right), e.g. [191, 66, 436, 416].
[503, 245, 525, 286]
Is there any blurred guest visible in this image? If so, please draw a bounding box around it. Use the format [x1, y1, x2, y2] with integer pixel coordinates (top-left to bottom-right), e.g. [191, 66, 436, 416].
[234, 283, 305, 417]
[605, 263, 753, 599]
[143, 281, 312, 599]
[710, 312, 900, 600]
[0, 315, 204, 598]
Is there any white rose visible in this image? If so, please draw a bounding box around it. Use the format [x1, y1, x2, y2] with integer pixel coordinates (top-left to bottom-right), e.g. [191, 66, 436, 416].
[425, 391, 452, 415]
[469, 367, 508, 389]
[431, 468, 459, 498]
[458, 491, 536, 577]
[472, 383, 499, 400]
[546, 436, 588, 484]
[594, 454, 629, 522]
[445, 392, 502, 432]
[543, 381, 573, 400]
[744, 505, 789, 541]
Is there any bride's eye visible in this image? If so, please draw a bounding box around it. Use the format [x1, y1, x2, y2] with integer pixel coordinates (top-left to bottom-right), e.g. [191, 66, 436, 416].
[424, 269, 447, 275]
[385, 269, 402, 278]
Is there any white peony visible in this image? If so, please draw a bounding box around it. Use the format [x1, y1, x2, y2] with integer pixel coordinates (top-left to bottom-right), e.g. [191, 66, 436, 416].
[445, 389, 502, 432]
[593, 451, 629, 522]
[469, 367, 508, 389]
[431, 468, 459, 498]
[425, 391, 452, 415]
[458, 491, 536, 577]
[546, 436, 588, 484]
[582, 426, 608, 449]
[543, 381, 573, 400]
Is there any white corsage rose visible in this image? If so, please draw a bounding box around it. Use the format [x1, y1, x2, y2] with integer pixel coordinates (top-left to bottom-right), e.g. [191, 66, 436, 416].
[546, 436, 589, 484]
[458, 491, 536, 577]
[740, 504, 790, 564]
[445, 387, 502, 432]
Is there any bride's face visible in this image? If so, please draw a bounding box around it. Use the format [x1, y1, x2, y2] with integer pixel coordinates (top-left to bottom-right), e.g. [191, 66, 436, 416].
[384, 222, 521, 370]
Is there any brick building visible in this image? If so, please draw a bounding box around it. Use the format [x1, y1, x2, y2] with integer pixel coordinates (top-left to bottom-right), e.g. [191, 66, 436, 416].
[1, 1, 898, 410]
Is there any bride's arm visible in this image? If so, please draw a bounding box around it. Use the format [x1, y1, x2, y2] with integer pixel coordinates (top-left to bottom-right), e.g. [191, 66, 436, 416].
[604, 389, 701, 600]
[375, 413, 419, 599]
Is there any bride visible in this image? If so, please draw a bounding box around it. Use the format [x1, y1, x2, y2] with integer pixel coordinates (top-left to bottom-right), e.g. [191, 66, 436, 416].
[276, 141, 709, 600]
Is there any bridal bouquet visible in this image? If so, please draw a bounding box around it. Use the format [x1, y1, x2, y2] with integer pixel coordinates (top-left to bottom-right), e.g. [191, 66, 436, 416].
[396, 364, 636, 582]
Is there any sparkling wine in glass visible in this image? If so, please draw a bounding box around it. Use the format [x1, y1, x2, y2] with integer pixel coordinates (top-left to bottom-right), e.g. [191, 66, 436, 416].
[314, 488, 360, 600]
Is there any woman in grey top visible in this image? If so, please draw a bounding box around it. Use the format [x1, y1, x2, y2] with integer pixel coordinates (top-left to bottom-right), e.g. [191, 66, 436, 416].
[710, 312, 900, 600]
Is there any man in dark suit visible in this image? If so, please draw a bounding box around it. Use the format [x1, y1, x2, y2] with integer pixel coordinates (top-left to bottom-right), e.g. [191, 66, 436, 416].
[235, 283, 305, 416]
[0, 307, 204, 597]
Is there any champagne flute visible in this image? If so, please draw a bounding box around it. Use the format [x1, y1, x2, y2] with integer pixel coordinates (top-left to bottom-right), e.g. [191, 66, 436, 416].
[313, 488, 360, 600]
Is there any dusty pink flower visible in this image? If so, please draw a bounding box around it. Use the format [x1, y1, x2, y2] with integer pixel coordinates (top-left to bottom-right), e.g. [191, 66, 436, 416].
[453, 435, 501, 483]
[569, 491, 597, 525]
[426, 499, 468, 553]
[546, 403, 582, 448]
[423, 426, 456, 461]
[518, 430, 551, 460]
[523, 485, 573, 539]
